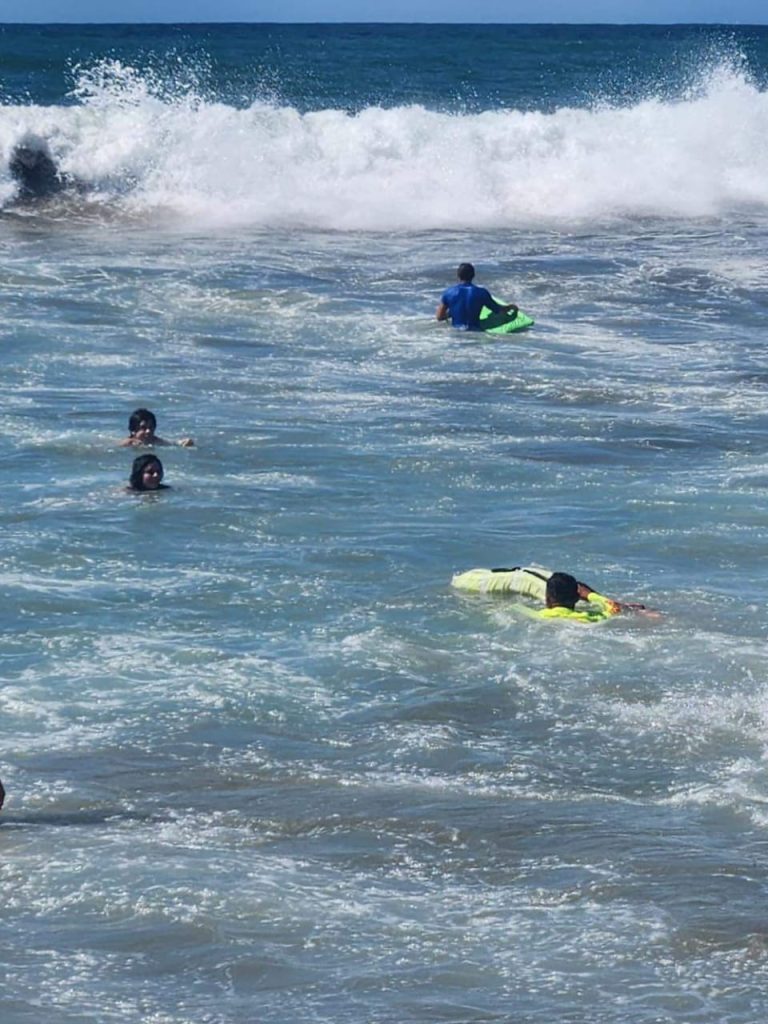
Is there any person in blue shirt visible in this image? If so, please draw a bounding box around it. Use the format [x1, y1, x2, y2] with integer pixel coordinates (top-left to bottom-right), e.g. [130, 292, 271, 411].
[436, 262, 518, 331]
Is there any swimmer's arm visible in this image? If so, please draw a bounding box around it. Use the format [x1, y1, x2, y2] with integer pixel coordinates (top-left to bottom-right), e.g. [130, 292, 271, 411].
[620, 602, 662, 618]
[118, 435, 172, 447]
[139, 435, 184, 447]
[576, 581, 620, 614]
[436, 302, 450, 322]
[479, 287, 518, 318]
[117, 435, 193, 448]
[579, 582, 658, 617]
[585, 591, 622, 616]
[487, 297, 519, 318]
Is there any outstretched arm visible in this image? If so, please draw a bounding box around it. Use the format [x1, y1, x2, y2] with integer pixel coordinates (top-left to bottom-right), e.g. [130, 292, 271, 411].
[577, 580, 657, 616]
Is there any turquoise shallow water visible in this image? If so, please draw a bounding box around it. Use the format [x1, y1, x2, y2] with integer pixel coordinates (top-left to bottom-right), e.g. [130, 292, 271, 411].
[2, 23, 768, 1024]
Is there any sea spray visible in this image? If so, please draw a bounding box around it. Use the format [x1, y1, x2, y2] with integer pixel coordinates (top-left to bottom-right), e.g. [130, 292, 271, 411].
[2, 59, 768, 227]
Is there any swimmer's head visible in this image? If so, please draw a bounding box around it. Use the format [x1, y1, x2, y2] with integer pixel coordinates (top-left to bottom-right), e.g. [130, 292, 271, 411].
[128, 408, 157, 442]
[457, 262, 475, 282]
[546, 572, 579, 610]
[129, 453, 164, 492]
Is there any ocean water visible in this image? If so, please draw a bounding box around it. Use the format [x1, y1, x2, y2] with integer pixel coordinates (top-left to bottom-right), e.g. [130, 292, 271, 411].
[1, 21, 768, 1024]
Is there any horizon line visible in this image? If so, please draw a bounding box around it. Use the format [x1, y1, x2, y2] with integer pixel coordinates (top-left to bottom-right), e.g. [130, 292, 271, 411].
[0, 20, 766, 27]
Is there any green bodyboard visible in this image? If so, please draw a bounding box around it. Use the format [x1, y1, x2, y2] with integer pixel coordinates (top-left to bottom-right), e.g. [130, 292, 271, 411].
[479, 297, 534, 334]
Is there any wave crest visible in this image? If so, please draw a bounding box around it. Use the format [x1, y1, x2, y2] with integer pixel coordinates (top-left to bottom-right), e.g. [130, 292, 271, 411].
[2, 59, 768, 229]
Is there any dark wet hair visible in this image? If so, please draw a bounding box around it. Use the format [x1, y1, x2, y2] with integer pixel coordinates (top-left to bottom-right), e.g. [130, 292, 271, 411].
[457, 262, 475, 282]
[546, 572, 579, 609]
[128, 408, 157, 436]
[129, 453, 164, 491]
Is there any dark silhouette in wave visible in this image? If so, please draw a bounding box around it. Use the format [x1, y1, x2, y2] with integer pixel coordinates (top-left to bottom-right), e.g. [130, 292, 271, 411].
[9, 141, 69, 200]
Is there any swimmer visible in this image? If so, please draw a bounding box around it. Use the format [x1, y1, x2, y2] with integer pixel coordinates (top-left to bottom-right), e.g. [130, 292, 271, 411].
[127, 453, 168, 492]
[452, 565, 657, 623]
[119, 408, 194, 448]
[436, 262, 518, 331]
[0, 777, 4, 809]
[535, 572, 617, 623]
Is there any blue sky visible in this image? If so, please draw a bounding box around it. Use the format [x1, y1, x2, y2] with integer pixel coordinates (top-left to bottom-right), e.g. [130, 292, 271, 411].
[2, 1, 768, 23]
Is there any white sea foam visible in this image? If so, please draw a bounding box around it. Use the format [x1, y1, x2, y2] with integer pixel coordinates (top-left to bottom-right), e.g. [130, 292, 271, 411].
[2, 61, 768, 229]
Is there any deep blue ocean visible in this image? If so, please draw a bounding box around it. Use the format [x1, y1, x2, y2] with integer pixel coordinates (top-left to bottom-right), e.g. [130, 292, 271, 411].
[2, 22, 768, 1024]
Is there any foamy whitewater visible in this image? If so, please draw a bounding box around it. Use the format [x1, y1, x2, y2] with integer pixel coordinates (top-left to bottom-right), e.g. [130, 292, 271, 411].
[4, 57, 768, 226]
[1, 22, 768, 1024]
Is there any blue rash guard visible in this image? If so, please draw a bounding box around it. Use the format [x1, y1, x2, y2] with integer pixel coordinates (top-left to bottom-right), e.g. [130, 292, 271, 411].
[441, 282, 505, 331]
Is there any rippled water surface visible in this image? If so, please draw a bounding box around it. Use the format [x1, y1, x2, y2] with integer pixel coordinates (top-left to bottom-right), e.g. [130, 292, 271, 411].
[2, 23, 768, 1024]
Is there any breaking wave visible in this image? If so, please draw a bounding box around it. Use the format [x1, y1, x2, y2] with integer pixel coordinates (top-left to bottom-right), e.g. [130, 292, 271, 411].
[2, 58, 768, 229]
